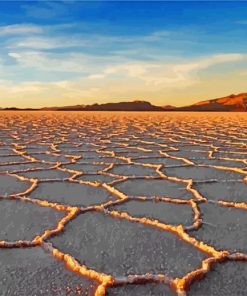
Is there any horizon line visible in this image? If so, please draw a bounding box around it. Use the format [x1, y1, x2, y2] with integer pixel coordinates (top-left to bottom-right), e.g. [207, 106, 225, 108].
[1, 91, 247, 109]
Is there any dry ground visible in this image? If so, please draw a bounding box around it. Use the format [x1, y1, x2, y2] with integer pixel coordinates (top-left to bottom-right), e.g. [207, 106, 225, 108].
[0, 111, 246, 296]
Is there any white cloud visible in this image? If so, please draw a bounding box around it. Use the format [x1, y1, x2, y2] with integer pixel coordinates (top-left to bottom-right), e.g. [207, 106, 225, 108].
[4, 27, 174, 53]
[13, 36, 86, 50]
[6, 50, 128, 76]
[0, 24, 43, 36]
[100, 53, 247, 86]
[87, 74, 106, 79]
[5, 50, 246, 89]
[8, 51, 90, 73]
[104, 63, 158, 76]
[7, 33, 130, 51]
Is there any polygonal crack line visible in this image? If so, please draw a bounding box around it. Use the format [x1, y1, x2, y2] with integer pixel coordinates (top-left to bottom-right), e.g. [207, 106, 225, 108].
[98, 207, 229, 295]
[103, 171, 207, 204]
[217, 155, 247, 164]
[103, 162, 160, 178]
[106, 176, 127, 186]
[0, 195, 77, 248]
[207, 198, 247, 212]
[109, 195, 203, 231]
[0, 160, 30, 166]
[161, 162, 246, 182]
[217, 200, 247, 210]
[105, 174, 195, 190]
[11, 174, 128, 212]
[227, 252, 247, 261]
[39, 207, 217, 296]
[20, 175, 127, 200]
[99, 163, 114, 173]
[189, 198, 247, 253]
[179, 252, 247, 295]
[8, 162, 59, 174]
[19, 149, 71, 165]
[74, 172, 125, 186]
[44, 242, 175, 296]
[132, 161, 189, 169]
[22, 181, 124, 210]
[13, 148, 42, 163]
[159, 151, 195, 166]
[0, 172, 38, 197]
[63, 154, 82, 164]
[214, 200, 247, 247]
[196, 163, 247, 178]
[153, 167, 207, 202]
[56, 165, 84, 180]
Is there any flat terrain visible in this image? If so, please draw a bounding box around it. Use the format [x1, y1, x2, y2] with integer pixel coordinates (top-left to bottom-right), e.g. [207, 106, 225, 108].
[0, 111, 246, 296]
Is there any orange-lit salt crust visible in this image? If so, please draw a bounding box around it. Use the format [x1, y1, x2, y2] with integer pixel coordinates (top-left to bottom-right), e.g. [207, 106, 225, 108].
[0, 111, 246, 295]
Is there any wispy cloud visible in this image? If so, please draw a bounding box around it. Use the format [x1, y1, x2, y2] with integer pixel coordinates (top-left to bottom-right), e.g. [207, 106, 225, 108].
[6, 30, 173, 52]
[2, 23, 220, 85]
[87, 74, 106, 79]
[97, 53, 247, 86]
[7, 50, 126, 75]
[1, 52, 246, 108]
[0, 24, 43, 36]
[12, 36, 85, 50]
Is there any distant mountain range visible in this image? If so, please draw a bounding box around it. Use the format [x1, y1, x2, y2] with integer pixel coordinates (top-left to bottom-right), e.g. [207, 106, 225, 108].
[1, 93, 247, 111]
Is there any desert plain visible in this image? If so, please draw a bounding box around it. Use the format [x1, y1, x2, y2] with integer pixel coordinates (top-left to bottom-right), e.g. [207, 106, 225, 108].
[0, 111, 246, 296]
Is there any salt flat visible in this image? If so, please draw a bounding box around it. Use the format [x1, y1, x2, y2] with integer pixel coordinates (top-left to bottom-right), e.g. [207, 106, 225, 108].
[0, 111, 246, 296]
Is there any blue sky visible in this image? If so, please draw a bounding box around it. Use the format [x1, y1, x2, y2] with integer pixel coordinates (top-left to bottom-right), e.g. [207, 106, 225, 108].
[0, 1, 247, 107]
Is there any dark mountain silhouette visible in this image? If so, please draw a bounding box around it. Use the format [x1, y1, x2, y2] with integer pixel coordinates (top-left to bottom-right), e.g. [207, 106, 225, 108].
[2, 107, 38, 111]
[42, 101, 164, 111]
[1, 93, 247, 111]
[176, 93, 247, 111]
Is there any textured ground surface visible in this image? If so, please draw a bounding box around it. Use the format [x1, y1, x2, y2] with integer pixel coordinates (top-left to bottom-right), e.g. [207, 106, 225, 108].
[0, 111, 246, 296]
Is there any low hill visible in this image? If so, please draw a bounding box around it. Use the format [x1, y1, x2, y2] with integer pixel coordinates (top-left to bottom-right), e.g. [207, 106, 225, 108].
[177, 93, 247, 111]
[42, 101, 164, 111]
